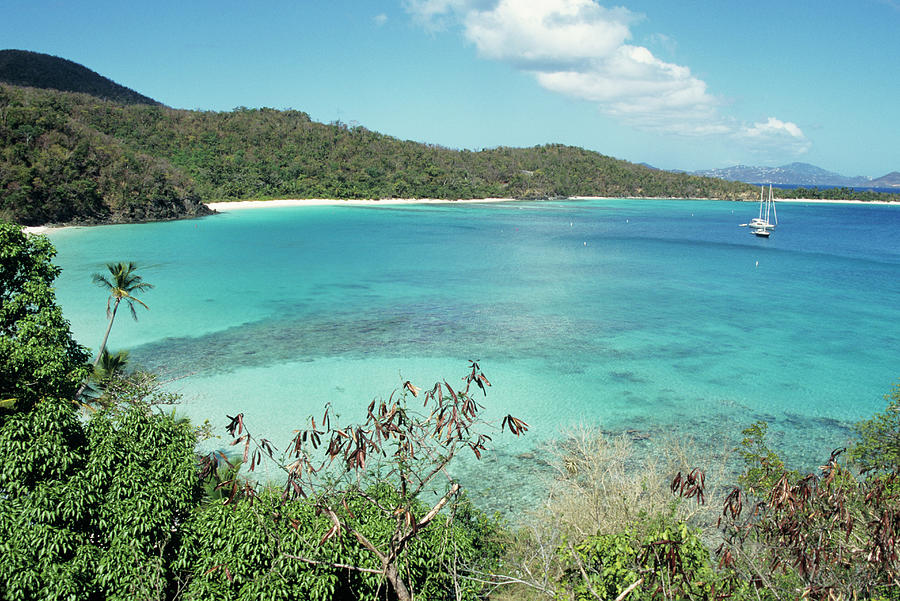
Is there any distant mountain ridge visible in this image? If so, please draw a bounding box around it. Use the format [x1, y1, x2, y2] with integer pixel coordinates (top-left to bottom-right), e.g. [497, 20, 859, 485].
[0, 49, 160, 106]
[692, 162, 898, 188]
[870, 172, 900, 188]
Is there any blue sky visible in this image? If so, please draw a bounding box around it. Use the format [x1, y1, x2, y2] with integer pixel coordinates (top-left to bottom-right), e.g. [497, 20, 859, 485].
[3, 0, 898, 176]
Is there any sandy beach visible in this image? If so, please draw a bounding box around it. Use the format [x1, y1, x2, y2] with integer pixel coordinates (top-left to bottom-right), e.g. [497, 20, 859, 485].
[205, 197, 518, 211]
[206, 196, 899, 213]
[19, 196, 898, 235]
[22, 225, 53, 235]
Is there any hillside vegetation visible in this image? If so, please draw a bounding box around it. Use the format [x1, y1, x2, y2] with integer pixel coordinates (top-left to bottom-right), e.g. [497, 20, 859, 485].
[0, 85, 209, 225]
[1, 82, 757, 226]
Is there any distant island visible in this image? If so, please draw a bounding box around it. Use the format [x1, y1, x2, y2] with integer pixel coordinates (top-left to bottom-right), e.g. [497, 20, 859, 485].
[1, 50, 897, 227]
[691, 162, 900, 189]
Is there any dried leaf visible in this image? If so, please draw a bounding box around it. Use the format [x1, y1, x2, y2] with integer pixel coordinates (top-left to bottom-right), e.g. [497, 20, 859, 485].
[319, 525, 338, 545]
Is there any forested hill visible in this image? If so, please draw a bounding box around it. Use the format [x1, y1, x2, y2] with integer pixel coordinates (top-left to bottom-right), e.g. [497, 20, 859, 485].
[1, 84, 208, 225]
[1, 82, 758, 226]
[0, 50, 161, 106]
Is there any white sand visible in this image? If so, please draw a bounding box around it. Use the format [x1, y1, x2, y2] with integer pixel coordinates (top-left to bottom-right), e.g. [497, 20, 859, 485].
[18, 196, 898, 234]
[205, 197, 518, 211]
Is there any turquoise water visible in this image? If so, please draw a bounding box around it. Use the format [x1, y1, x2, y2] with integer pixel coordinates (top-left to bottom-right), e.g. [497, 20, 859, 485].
[46, 199, 900, 511]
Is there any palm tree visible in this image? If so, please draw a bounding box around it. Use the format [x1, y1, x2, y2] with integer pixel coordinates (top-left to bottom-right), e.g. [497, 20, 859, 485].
[91, 262, 153, 367]
[80, 349, 130, 408]
[94, 348, 130, 388]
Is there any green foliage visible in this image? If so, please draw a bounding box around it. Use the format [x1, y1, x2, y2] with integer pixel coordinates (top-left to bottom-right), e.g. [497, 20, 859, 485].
[558, 521, 722, 601]
[737, 421, 798, 494]
[0, 85, 208, 225]
[0, 222, 90, 407]
[560, 531, 642, 600]
[84, 403, 201, 600]
[0, 393, 202, 601]
[850, 383, 900, 475]
[177, 484, 503, 601]
[85, 348, 130, 399]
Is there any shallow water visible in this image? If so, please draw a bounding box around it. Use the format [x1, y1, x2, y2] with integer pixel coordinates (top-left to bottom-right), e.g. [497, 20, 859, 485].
[47, 199, 900, 513]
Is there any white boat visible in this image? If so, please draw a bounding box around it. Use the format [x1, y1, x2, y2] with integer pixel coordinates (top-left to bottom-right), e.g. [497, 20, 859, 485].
[752, 227, 770, 237]
[741, 185, 777, 231]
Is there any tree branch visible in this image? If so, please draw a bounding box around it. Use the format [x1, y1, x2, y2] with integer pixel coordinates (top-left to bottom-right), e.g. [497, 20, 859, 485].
[282, 554, 382, 574]
[393, 482, 460, 559]
[614, 577, 644, 601]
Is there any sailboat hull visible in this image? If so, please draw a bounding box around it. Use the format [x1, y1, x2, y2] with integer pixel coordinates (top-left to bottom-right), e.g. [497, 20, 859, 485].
[743, 184, 778, 232]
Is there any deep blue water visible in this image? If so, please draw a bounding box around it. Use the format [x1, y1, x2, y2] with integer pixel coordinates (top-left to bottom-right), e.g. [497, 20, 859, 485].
[46, 199, 900, 511]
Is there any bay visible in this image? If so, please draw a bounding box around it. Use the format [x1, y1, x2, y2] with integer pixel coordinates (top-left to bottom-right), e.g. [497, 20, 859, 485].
[46, 199, 900, 512]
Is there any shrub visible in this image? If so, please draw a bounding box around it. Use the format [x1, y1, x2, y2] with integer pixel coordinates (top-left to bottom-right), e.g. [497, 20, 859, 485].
[559, 520, 728, 601]
[850, 383, 900, 475]
[176, 484, 505, 601]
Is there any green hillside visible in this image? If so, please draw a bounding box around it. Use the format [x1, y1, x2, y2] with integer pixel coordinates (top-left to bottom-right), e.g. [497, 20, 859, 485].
[1, 82, 760, 226]
[72, 102, 758, 203]
[0, 84, 209, 225]
[0, 50, 767, 226]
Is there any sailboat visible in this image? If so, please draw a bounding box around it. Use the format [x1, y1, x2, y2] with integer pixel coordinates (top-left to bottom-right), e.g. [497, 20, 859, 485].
[740, 184, 777, 234]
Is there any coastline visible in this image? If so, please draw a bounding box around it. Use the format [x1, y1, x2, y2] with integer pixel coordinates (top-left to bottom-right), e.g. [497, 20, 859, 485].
[207, 196, 900, 212]
[23, 225, 53, 235]
[20, 195, 900, 234]
[204, 197, 518, 211]
[772, 198, 899, 205]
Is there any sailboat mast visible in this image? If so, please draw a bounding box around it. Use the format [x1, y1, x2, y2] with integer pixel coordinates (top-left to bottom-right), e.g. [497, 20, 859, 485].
[758, 186, 764, 220]
[771, 185, 778, 225]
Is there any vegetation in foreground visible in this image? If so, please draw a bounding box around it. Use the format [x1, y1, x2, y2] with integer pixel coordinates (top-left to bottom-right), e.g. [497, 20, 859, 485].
[2, 220, 899, 600]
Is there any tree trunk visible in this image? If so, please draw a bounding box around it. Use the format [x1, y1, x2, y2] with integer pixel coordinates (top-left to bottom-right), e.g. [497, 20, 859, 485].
[75, 298, 120, 400]
[93, 298, 120, 367]
[384, 563, 412, 601]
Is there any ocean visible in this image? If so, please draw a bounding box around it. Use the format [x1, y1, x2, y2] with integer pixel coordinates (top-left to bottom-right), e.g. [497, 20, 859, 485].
[45, 198, 900, 512]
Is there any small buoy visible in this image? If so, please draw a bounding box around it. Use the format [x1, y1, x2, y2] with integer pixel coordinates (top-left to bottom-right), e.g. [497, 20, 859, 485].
[755, 260, 759, 268]
[584, 241, 587, 246]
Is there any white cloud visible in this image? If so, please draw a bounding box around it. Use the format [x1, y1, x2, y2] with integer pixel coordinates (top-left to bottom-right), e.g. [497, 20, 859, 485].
[741, 117, 804, 140]
[373, 13, 388, 26]
[404, 0, 809, 155]
[458, 0, 724, 136]
[463, 0, 634, 68]
[737, 117, 811, 155]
